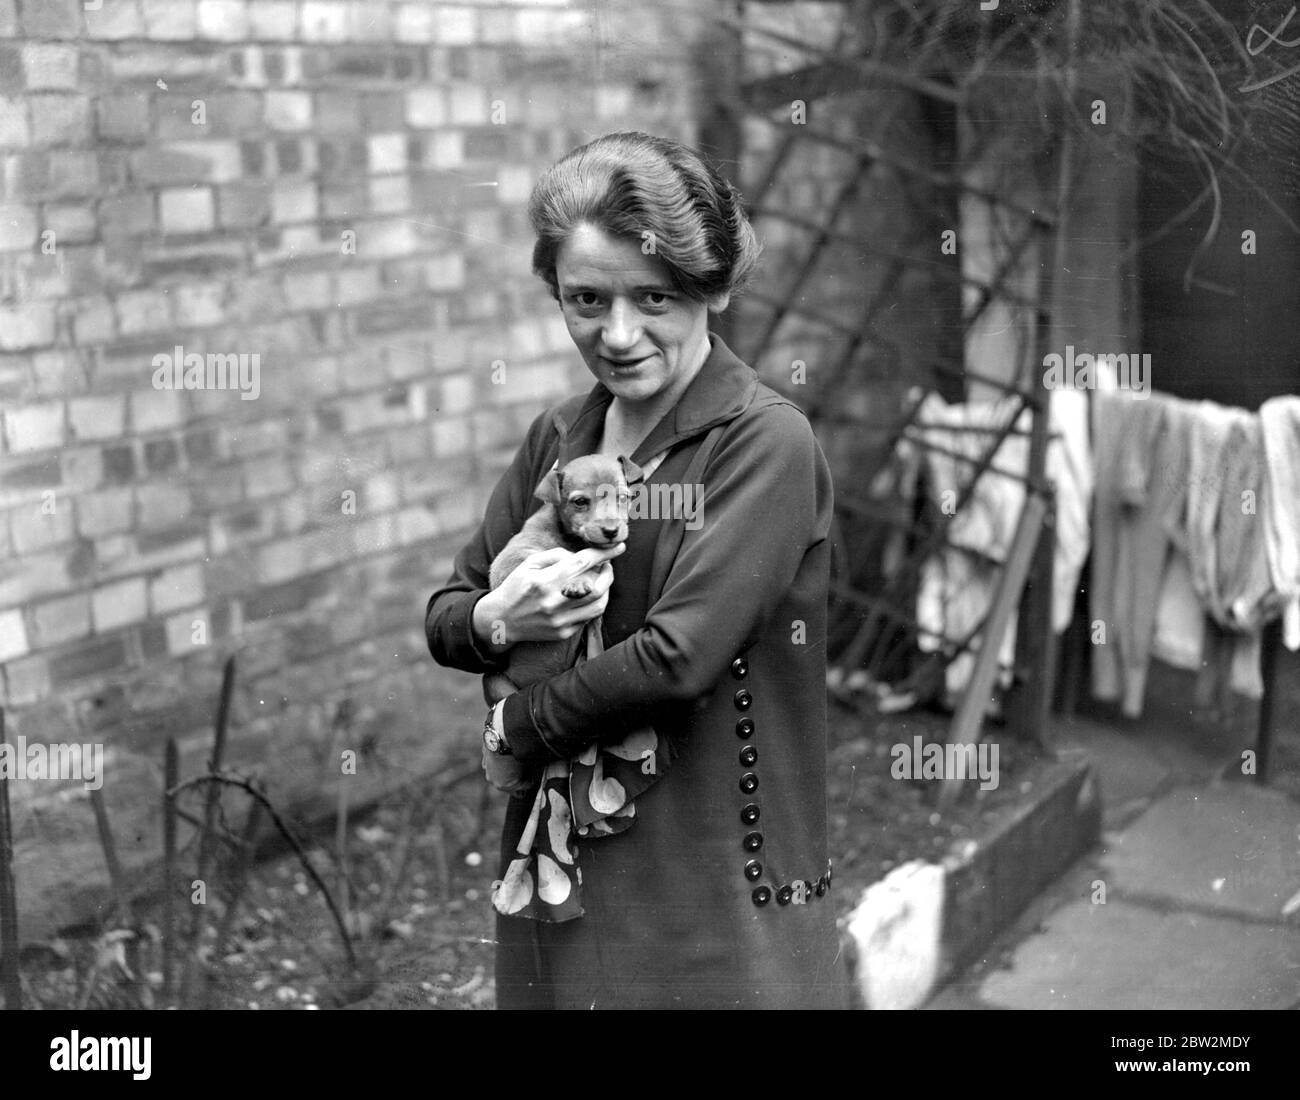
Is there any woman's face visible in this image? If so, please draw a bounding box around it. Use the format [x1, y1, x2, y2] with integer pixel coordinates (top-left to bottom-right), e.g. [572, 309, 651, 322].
[554, 223, 726, 408]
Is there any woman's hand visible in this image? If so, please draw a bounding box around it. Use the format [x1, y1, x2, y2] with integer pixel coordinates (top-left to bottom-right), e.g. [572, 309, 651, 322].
[473, 544, 624, 651]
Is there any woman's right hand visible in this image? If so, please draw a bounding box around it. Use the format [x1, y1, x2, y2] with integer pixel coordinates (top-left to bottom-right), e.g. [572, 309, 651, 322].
[473, 544, 624, 650]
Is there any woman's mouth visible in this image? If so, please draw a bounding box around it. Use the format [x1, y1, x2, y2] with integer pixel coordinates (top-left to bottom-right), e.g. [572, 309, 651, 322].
[602, 355, 648, 370]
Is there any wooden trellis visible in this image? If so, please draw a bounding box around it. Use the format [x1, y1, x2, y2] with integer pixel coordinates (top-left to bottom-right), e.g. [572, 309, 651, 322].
[700, 0, 1076, 753]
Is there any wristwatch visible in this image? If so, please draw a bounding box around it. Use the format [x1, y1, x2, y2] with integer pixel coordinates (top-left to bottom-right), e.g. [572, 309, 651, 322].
[483, 701, 511, 756]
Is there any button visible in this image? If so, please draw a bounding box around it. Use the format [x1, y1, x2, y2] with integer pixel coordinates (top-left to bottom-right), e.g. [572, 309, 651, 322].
[752, 886, 772, 907]
[744, 859, 762, 881]
[743, 831, 763, 852]
[815, 876, 827, 897]
[740, 803, 760, 825]
[776, 884, 792, 906]
[735, 718, 755, 739]
[739, 744, 757, 766]
[739, 772, 758, 794]
[734, 689, 752, 711]
[731, 657, 748, 679]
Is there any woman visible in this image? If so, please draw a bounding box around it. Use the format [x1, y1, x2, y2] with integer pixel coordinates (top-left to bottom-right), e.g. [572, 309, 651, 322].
[425, 131, 847, 1009]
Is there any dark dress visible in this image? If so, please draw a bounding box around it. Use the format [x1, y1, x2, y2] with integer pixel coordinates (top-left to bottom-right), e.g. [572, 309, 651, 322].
[426, 335, 850, 1009]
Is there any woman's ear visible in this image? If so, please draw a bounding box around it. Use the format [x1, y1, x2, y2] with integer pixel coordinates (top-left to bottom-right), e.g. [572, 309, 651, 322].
[706, 290, 731, 314]
[535, 469, 562, 505]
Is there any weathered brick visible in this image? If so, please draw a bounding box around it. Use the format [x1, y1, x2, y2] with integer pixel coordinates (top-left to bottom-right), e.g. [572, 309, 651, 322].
[91, 577, 147, 631]
[76, 488, 133, 537]
[0, 0, 14, 38]
[0, 608, 29, 665]
[130, 387, 185, 433]
[0, 94, 27, 146]
[301, 1, 349, 43]
[9, 496, 74, 553]
[361, 92, 403, 131]
[149, 561, 204, 614]
[0, 45, 18, 95]
[31, 591, 91, 647]
[433, 6, 475, 45]
[96, 93, 151, 143]
[100, 443, 136, 484]
[42, 202, 95, 245]
[46, 150, 98, 198]
[20, 0, 81, 39]
[159, 186, 214, 234]
[22, 43, 79, 90]
[270, 179, 316, 225]
[3, 399, 63, 451]
[367, 132, 406, 175]
[1, 654, 48, 706]
[242, 456, 294, 499]
[49, 634, 127, 688]
[83, 0, 144, 40]
[395, 3, 435, 44]
[404, 87, 445, 129]
[428, 130, 464, 169]
[448, 84, 488, 127]
[141, 0, 198, 39]
[131, 141, 240, 186]
[59, 446, 102, 493]
[195, 0, 249, 41]
[0, 200, 36, 248]
[114, 288, 173, 337]
[172, 281, 224, 328]
[135, 483, 191, 529]
[143, 436, 179, 474]
[31, 348, 85, 398]
[68, 394, 126, 441]
[434, 418, 475, 460]
[368, 174, 409, 215]
[281, 269, 331, 310]
[264, 90, 311, 131]
[216, 181, 269, 229]
[248, 0, 295, 40]
[71, 294, 117, 345]
[314, 90, 361, 132]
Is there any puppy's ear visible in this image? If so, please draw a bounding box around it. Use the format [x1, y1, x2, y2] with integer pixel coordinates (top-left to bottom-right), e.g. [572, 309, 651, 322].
[534, 468, 562, 505]
[616, 453, 643, 484]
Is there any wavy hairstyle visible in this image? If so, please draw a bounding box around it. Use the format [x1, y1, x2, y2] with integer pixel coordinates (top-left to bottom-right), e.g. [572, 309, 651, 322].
[527, 131, 761, 306]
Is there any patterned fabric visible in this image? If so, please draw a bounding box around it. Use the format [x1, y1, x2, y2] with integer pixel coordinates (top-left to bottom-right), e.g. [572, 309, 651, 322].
[490, 618, 666, 922]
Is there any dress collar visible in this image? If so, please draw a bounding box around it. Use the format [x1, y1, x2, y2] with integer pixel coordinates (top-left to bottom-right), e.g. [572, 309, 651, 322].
[551, 333, 758, 472]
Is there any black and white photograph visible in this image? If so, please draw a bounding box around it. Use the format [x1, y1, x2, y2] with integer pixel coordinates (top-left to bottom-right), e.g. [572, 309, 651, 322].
[0, 0, 1297, 1069]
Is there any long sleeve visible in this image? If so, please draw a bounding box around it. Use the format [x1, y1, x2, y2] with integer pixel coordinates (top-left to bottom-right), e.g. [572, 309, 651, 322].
[501, 400, 833, 763]
[425, 407, 558, 675]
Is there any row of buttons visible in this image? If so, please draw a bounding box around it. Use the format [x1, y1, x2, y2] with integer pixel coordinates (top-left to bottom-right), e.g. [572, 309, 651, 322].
[730, 653, 833, 909]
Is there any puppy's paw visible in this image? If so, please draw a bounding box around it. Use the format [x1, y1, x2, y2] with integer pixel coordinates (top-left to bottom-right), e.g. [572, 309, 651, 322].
[561, 578, 593, 599]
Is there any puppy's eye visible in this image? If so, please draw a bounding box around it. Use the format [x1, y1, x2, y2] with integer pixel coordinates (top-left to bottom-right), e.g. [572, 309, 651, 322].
[570, 495, 590, 509]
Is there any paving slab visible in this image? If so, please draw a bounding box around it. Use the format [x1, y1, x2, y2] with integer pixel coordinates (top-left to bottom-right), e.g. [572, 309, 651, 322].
[978, 897, 1300, 1009]
[1055, 717, 1171, 819]
[1102, 783, 1300, 922]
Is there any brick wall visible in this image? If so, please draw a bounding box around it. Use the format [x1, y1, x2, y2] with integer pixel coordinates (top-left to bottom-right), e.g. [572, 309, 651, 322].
[0, 0, 700, 933]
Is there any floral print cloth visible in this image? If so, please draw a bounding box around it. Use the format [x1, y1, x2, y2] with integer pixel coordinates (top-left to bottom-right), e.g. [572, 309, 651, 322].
[490, 618, 667, 922]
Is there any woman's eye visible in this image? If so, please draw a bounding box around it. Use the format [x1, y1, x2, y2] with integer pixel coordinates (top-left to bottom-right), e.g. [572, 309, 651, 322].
[572, 293, 601, 308]
[642, 292, 670, 307]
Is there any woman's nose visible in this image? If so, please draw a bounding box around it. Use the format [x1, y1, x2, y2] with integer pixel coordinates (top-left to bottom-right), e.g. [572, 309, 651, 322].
[602, 301, 641, 350]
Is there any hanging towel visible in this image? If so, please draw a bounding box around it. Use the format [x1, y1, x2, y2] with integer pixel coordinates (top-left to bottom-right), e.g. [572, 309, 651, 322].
[1259, 395, 1300, 649]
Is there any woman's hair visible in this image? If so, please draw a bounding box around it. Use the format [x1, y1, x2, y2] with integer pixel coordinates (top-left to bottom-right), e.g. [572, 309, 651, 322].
[527, 131, 761, 305]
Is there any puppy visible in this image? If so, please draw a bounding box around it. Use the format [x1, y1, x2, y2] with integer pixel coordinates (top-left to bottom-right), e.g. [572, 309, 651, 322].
[484, 452, 636, 703]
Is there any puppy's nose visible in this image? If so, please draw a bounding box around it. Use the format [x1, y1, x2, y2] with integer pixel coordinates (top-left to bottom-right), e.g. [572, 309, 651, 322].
[601, 525, 620, 540]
